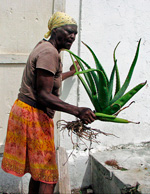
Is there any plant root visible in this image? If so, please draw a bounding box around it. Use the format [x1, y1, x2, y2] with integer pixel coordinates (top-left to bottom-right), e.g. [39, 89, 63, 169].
[57, 120, 119, 165]
[114, 101, 135, 116]
[57, 120, 118, 143]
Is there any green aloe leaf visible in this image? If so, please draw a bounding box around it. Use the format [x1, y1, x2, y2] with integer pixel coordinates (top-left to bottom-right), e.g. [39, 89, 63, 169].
[113, 42, 121, 95]
[71, 57, 102, 111]
[82, 41, 109, 84]
[66, 49, 99, 87]
[70, 54, 102, 112]
[66, 39, 145, 124]
[103, 81, 146, 115]
[72, 55, 97, 97]
[92, 94, 102, 112]
[108, 62, 117, 101]
[75, 68, 100, 75]
[95, 112, 133, 123]
[96, 70, 109, 109]
[66, 49, 103, 109]
[115, 62, 121, 95]
[70, 55, 93, 102]
[75, 68, 109, 109]
[109, 39, 141, 105]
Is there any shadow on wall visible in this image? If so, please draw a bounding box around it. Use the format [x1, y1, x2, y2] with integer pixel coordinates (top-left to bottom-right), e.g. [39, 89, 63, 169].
[81, 158, 92, 189]
[61, 77, 76, 101]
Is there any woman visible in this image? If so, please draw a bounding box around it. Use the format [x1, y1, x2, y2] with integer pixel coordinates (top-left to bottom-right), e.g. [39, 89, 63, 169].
[1, 12, 96, 194]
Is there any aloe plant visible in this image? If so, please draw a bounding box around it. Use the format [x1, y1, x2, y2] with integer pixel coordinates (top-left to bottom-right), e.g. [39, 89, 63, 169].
[65, 39, 146, 123]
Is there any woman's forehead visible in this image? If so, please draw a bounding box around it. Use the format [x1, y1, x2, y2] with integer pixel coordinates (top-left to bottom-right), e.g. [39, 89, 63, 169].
[61, 24, 77, 31]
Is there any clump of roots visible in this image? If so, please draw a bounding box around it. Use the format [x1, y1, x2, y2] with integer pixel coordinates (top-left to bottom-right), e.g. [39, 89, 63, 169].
[57, 120, 118, 165]
[57, 119, 118, 148]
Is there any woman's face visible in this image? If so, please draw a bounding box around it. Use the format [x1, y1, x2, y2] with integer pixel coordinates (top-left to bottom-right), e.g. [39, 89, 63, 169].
[54, 24, 78, 50]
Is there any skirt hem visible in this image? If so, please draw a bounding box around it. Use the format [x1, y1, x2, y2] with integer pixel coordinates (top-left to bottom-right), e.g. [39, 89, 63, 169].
[1, 165, 58, 184]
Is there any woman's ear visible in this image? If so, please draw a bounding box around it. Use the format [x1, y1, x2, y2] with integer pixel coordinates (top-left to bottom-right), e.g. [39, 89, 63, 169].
[51, 28, 57, 38]
[52, 28, 57, 34]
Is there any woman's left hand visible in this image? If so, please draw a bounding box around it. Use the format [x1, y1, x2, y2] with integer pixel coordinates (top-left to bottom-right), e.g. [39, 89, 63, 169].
[70, 61, 80, 74]
[62, 61, 80, 81]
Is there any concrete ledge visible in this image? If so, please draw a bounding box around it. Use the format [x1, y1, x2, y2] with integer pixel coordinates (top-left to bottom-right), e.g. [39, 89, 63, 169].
[0, 54, 28, 64]
[90, 142, 150, 194]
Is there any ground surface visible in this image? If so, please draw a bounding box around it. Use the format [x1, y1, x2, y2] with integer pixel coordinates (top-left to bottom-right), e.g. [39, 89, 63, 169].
[71, 186, 94, 194]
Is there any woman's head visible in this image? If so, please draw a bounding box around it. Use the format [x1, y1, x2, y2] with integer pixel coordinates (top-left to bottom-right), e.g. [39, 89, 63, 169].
[44, 12, 77, 39]
[51, 24, 77, 50]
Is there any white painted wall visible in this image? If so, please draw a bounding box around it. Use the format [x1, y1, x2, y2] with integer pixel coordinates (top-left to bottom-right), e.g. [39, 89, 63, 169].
[0, 0, 54, 54]
[62, 0, 150, 149]
[0, 0, 64, 150]
[61, 0, 150, 189]
[60, 0, 81, 149]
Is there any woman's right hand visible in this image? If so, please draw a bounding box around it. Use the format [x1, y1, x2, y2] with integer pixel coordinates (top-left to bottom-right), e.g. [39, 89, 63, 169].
[77, 107, 96, 124]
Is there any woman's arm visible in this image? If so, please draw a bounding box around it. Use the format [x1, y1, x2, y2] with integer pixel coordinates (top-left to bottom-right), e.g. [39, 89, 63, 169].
[36, 68, 96, 124]
[62, 70, 75, 81]
[62, 61, 80, 81]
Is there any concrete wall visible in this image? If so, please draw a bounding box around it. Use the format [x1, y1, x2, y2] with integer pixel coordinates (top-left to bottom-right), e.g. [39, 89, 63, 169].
[61, 0, 150, 149]
[0, 0, 66, 151]
[1, 0, 150, 150]
[1, 0, 150, 191]
[0, 0, 65, 193]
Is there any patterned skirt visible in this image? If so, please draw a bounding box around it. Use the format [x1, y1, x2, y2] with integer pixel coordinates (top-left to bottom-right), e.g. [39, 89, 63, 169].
[1, 99, 58, 184]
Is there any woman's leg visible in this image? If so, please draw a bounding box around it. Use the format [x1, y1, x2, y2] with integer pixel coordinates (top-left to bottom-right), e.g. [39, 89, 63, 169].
[38, 182, 56, 194]
[28, 177, 40, 194]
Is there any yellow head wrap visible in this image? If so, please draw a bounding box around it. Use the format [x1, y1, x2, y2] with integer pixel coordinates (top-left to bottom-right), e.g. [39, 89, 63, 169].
[44, 11, 77, 39]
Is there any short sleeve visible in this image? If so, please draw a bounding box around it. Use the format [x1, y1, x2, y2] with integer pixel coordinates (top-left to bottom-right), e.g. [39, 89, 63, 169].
[36, 49, 60, 75]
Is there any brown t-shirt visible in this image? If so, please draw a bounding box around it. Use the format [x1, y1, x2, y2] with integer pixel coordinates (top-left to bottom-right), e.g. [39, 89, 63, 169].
[18, 40, 62, 118]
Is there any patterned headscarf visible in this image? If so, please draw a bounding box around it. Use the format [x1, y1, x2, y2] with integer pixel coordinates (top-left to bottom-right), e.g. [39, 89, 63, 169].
[44, 11, 77, 39]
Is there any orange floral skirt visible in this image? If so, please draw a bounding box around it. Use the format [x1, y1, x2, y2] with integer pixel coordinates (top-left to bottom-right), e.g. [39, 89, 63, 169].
[1, 99, 58, 184]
